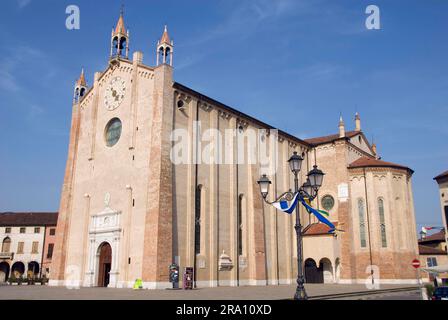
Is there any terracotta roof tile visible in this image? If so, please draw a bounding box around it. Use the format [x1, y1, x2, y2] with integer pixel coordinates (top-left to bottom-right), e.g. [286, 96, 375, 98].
[348, 156, 413, 173]
[0, 212, 58, 226]
[418, 244, 447, 255]
[303, 222, 337, 236]
[304, 131, 359, 145]
[434, 170, 448, 181]
[419, 230, 446, 243]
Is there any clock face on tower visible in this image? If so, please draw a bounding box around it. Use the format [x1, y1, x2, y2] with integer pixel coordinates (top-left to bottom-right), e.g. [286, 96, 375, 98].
[104, 76, 126, 111]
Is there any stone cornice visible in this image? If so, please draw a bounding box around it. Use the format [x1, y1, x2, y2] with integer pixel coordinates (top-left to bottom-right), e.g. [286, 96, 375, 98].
[348, 166, 411, 178]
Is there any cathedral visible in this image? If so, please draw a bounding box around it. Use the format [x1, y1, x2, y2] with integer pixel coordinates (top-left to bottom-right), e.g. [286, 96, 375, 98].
[49, 13, 420, 289]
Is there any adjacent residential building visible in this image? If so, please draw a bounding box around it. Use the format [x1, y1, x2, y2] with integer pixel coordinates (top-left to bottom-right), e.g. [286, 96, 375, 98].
[418, 229, 448, 283]
[434, 171, 448, 244]
[42, 223, 57, 278]
[0, 212, 58, 282]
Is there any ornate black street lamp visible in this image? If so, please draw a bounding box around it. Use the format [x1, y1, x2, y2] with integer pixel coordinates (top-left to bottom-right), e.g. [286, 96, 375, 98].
[257, 174, 271, 199]
[307, 165, 324, 189]
[257, 152, 325, 300]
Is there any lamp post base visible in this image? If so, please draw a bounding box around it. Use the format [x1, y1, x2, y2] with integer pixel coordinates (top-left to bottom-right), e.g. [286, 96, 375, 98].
[294, 286, 308, 300]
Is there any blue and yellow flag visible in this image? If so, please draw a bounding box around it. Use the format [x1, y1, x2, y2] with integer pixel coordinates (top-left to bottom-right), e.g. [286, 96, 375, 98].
[298, 194, 336, 233]
[271, 193, 300, 214]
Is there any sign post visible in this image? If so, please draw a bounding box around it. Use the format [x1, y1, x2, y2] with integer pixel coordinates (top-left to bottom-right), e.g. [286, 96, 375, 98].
[412, 259, 421, 269]
[412, 259, 427, 300]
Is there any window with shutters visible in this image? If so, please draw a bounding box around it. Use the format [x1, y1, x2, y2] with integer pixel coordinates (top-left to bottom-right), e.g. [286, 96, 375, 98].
[31, 241, 39, 254]
[427, 257, 438, 267]
[47, 243, 54, 259]
[17, 242, 24, 254]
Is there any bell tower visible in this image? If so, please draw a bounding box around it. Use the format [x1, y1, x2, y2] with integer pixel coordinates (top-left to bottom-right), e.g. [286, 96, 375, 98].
[73, 68, 87, 103]
[110, 9, 129, 59]
[156, 25, 173, 66]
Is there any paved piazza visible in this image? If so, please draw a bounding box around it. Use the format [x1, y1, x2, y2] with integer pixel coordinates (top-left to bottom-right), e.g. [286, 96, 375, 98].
[0, 284, 420, 300]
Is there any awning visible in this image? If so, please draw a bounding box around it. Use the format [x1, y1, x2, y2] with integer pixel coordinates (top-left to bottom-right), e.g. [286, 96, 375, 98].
[422, 265, 448, 274]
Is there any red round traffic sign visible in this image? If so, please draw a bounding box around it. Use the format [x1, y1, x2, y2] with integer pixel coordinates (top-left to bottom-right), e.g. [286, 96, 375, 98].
[412, 259, 420, 269]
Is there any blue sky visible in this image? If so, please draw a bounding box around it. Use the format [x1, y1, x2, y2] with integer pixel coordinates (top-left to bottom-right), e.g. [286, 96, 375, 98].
[0, 0, 447, 233]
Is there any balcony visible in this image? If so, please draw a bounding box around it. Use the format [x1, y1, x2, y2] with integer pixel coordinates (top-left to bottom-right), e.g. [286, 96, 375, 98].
[0, 252, 14, 260]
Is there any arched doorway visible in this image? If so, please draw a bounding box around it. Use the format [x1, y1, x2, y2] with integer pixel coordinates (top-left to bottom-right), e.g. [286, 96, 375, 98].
[304, 258, 323, 283]
[97, 242, 112, 287]
[319, 258, 333, 283]
[0, 262, 10, 282]
[11, 262, 25, 278]
[27, 261, 40, 279]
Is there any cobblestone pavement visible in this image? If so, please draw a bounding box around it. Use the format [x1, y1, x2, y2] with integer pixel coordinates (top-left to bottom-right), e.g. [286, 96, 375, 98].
[332, 289, 422, 300]
[0, 283, 421, 300]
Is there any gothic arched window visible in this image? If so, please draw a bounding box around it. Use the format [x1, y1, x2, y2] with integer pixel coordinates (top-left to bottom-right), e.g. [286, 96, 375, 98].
[378, 198, 387, 247]
[358, 199, 367, 248]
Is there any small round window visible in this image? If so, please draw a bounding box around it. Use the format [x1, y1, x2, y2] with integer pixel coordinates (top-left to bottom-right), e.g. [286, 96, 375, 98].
[104, 118, 122, 147]
[321, 195, 335, 211]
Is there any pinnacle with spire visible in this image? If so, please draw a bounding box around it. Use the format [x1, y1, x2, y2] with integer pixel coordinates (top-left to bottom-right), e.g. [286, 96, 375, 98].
[114, 10, 126, 35]
[355, 112, 361, 132]
[73, 68, 87, 103]
[339, 115, 346, 138]
[110, 7, 130, 59]
[76, 68, 86, 86]
[156, 25, 174, 66]
[159, 25, 171, 45]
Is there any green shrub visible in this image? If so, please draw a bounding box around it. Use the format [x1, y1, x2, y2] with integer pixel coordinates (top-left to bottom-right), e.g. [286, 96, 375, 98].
[425, 284, 435, 297]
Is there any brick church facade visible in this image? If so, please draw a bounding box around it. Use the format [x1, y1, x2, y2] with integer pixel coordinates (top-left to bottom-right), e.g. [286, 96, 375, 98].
[49, 13, 419, 288]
